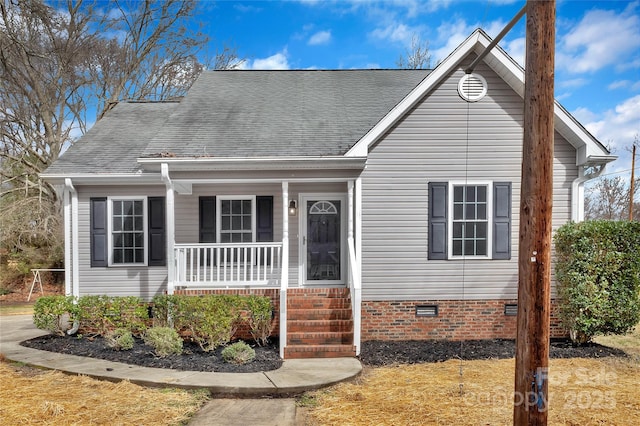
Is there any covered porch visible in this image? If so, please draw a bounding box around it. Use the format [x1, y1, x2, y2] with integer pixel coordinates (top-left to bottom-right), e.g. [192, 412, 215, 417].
[157, 161, 364, 358]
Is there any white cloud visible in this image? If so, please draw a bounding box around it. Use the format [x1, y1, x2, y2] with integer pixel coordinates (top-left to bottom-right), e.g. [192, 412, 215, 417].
[243, 50, 290, 70]
[369, 22, 416, 46]
[581, 95, 640, 150]
[558, 78, 588, 89]
[608, 80, 632, 90]
[557, 8, 640, 73]
[431, 19, 475, 62]
[308, 30, 332, 46]
[504, 37, 525, 67]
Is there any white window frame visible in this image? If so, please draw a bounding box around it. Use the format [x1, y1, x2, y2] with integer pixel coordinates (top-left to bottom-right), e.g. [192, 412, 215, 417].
[447, 181, 493, 260]
[216, 196, 257, 243]
[107, 196, 148, 266]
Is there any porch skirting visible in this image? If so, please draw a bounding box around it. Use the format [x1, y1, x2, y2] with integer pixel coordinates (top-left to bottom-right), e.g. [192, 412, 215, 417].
[360, 299, 567, 341]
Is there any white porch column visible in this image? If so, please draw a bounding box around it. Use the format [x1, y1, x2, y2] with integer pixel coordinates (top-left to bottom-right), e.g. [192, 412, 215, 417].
[280, 181, 289, 358]
[63, 181, 71, 296]
[64, 179, 79, 298]
[161, 164, 176, 295]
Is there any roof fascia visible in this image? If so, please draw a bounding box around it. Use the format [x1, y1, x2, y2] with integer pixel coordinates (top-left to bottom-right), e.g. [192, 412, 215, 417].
[479, 33, 615, 166]
[137, 156, 367, 172]
[346, 28, 614, 168]
[40, 173, 162, 186]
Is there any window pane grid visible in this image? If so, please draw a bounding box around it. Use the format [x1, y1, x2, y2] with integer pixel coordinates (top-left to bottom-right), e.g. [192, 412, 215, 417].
[452, 185, 488, 256]
[220, 199, 253, 243]
[112, 200, 144, 264]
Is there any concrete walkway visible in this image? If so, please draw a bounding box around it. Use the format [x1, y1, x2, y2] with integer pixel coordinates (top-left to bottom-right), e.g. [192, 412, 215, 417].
[0, 315, 362, 425]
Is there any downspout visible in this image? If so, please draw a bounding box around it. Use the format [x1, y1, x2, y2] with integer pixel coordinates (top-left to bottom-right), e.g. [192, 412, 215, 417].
[571, 164, 605, 222]
[64, 179, 80, 335]
[161, 164, 176, 295]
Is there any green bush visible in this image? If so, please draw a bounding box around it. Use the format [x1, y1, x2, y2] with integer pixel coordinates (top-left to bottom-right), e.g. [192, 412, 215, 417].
[150, 294, 177, 328]
[105, 328, 135, 351]
[33, 296, 77, 336]
[172, 295, 243, 352]
[76, 295, 148, 336]
[221, 341, 256, 364]
[245, 295, 273, 346]
[554, 220, 640, 344]
[143, 326, 183, 357]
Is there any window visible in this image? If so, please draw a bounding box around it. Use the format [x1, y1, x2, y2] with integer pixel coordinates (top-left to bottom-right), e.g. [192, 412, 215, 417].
[90, 197, 165, 267]
[451, 184, 489, 257]
[428, 181, 511, 260]
[110, 198, 146, 265]
[218, 197, 256, 243]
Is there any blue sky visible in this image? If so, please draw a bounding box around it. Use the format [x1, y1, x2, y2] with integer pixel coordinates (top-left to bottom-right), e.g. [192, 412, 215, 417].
[198, 0, 640, 179]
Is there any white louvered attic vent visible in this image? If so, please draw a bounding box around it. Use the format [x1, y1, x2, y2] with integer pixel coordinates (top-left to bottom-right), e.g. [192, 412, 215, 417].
[458, 73, 488, 102]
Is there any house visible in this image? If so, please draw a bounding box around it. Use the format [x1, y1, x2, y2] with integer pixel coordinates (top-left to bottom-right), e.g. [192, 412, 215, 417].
[41, 29, 615, 359]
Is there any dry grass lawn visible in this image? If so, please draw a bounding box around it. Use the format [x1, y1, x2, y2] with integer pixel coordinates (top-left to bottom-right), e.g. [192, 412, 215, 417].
[0, 359, 208, 425]
[306, 357, 640, 425]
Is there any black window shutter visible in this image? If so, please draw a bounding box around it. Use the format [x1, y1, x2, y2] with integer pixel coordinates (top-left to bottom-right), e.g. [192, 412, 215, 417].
[199, 196, 216, 243]
[428, 182, 448, 260]
[493, 182, 512, 260]
[148, 197, 166, 266]
[256, 196, 274, 242]
[90, 198, 108, 267]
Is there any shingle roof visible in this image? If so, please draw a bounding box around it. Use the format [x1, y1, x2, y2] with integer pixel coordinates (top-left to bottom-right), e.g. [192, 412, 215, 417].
[44, 70, 430, 175]
[143, 70, 429, 158]
[44, 102, 179, 175]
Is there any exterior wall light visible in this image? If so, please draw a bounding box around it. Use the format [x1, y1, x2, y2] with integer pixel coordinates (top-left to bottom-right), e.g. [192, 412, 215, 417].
[289, 200, 298, 216]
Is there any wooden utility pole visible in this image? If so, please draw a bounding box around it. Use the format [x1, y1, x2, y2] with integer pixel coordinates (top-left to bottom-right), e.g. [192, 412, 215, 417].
[514, 1, 555, 425]
[630, 144, 636, 221]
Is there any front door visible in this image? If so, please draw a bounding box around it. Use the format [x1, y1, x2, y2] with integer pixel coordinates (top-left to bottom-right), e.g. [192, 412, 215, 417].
[300, 194, 346, 285]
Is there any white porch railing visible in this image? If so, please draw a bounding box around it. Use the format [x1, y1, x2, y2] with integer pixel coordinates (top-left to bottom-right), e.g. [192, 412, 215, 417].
[347, 237, 361, 356]
[174, 243, 282, 288]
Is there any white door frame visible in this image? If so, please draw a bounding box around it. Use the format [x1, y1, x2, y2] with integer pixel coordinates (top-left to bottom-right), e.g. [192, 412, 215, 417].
[298, 193, 348, 286]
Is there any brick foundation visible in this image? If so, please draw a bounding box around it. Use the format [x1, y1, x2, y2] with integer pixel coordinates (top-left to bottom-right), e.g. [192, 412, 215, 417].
[361, 299, 566, 341]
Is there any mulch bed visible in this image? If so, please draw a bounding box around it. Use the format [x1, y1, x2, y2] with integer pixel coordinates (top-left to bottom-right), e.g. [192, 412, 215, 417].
[22, 334, 627, 373]
[359, 338, 628, 366]
[22, 334, 283, 373]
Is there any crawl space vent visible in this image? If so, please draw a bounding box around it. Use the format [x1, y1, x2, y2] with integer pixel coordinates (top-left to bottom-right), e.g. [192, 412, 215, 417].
[458, 73, 488, 102]
[416, 305, 438, 317]
[504, 304, 518, 316]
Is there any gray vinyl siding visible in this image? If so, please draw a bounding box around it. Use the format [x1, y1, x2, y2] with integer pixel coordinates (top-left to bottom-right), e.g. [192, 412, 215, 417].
[360, 58, 577, 301]
[76, 182, 348, 296]
[76, 186, 168, 299]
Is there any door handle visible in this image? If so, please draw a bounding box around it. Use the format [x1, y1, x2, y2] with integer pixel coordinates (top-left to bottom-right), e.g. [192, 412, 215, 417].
[303, 236, 306, 245]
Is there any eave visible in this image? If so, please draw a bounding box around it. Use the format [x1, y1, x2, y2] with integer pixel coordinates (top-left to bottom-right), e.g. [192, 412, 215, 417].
[136, 156, 367, 172]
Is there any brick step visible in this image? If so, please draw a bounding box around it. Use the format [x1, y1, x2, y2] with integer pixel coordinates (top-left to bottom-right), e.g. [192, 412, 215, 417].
[287, 297, 351, 310]
[287, 331, 354, 345]
[287, 319, 353, 333]
[287, 308, 352, 321]
[284, 344, 356, 359]
[287, 288, 351, 298]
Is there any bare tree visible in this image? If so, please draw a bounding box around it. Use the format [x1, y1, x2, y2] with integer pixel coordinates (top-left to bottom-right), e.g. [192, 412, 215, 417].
[0, 0, 223, 272]
[396, 34, 432, 69]
[585, 175, 640, 220]
[88, 0, 209, 119]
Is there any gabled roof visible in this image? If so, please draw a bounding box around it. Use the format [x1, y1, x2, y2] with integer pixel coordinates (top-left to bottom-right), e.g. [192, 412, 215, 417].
[141, 70, 429, 158]
[347, 29, 615, 166]
[42, 29, 613, 183]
